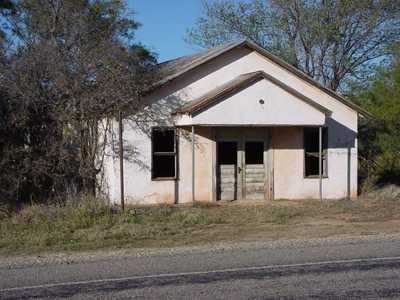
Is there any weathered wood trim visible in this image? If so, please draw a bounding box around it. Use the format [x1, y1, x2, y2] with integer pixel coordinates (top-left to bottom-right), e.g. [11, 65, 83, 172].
[238, 137, 244, 200]
[151, 126, 178, 181]
[303, 127, 329, 179]
[243, 138, 266, 200]
[215, 136, 240, 201]
[264, 129, 270, 201]
[269, 131, 275, 201]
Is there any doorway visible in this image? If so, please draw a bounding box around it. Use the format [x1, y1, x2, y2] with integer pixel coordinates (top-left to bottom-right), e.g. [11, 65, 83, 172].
[244, 141, 265, 199]
[217, 141, 238, 201]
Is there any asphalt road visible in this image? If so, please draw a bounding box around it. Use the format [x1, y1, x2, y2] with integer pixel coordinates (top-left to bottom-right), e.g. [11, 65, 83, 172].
[2, 236, 400, 299]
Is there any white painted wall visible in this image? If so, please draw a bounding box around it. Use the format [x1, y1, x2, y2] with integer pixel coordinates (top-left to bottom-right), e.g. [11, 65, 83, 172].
[272, 126, 357, 200]
[102, 120, 176, 205]
[102, 45, 359, 204]
[175, 79, 326, 126]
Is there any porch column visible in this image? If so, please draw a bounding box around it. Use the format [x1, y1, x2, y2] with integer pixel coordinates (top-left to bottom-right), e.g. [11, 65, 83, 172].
[319, 126, 323, 201]
[118, 111, 125, 211]
[192, 125, 195, 203]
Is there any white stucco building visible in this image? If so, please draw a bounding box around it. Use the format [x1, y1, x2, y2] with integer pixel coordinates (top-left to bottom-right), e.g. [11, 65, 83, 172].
[103, 40, 370, 205]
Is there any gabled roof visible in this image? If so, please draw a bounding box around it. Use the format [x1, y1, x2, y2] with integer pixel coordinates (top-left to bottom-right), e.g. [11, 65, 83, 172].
[159, 39, 372, 118]
[175, 71, 332, 116]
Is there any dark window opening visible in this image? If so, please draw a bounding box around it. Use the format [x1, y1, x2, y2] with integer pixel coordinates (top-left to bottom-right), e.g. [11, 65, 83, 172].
[245, 142, 264, 164]
[217, 142, 237, 165]
[152, 156, 175, 178]
[152, 129, 175, 152]
[304, 127, 328, 177]
[151, 128, 177, 179]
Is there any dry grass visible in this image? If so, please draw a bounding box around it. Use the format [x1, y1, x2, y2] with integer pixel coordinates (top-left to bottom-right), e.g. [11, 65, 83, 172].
[1, 185, 400, 255]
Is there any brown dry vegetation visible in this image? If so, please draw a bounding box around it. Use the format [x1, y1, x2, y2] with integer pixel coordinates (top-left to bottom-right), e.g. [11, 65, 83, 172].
[1, 186, 400, 256]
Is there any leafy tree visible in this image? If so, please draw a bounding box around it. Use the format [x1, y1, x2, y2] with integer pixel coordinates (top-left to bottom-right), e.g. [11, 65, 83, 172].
[0, 0, 13, 57]
[353, 46, 400, 190]
[0, 0, 158, 205]
[187, 0, 400, 91]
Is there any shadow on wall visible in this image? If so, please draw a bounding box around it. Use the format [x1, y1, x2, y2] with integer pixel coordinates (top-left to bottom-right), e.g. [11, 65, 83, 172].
[273, 118, 356, 150]
[325, 118, 356, 149]
[105, 91, 192, 172]
[126, 94, 186, 138]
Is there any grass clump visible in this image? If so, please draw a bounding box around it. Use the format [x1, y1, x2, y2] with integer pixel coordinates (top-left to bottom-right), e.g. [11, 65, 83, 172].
[0, 197, 227, 254]
[0, 196, 123, 253]
[1, 185, 400, 255]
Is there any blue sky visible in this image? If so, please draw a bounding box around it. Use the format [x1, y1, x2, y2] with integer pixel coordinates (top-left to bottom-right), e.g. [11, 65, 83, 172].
[127, 0, 204, 62]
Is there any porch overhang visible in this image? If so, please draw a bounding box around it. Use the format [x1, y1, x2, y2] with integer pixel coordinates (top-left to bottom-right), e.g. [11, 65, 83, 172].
[174, 114, 327, 127]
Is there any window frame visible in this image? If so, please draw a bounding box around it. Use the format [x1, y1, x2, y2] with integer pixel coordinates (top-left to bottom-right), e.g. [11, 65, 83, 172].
[303, 127, 329, 179]
[151, 127, 178, 181]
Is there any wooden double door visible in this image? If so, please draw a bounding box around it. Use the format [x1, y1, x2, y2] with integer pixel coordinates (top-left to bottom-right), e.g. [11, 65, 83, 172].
[217, 138, 268, 201]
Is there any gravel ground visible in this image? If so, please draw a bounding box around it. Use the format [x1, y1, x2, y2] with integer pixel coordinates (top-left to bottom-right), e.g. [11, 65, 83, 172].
[2, 231, 400, 270]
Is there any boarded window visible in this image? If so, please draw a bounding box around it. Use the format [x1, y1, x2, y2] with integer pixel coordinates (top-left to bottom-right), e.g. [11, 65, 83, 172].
[304, 127, 328, 177]
[151, 128, 177, 179]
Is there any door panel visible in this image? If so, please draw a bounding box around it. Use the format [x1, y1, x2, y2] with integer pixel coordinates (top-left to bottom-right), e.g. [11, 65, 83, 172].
[245, 165, 265, 199]
[244, 142, 265, 200]
[216, 139, 267, 201]
[219, 165, 236, 200]
[217, 141, 238, 201]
